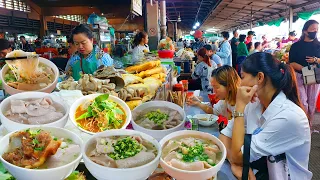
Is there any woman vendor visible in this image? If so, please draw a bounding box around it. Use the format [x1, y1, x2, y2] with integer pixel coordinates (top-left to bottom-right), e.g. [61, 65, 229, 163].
[65, 24, 114, 80]
[132, 31, 149, 63]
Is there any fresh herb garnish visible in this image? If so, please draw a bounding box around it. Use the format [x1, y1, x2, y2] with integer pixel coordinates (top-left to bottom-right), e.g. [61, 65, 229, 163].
[67, 138, 73, 144]
[145, 109, 169, 126]
[108, 137, 142, 160]
[53, 137, 58, 141]
[34, 147, 44, 151]
[181, 144, 216, 166]
[32, 138, 39, 146]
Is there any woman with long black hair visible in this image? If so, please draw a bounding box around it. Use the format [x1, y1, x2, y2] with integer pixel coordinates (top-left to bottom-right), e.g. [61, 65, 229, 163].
[289, 20, 320, 123]
[229, 52, 312, 179]
[132, 31, 149, 63]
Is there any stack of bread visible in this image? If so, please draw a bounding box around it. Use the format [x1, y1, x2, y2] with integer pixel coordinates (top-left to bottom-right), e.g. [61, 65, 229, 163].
[123, 60, 167, 109]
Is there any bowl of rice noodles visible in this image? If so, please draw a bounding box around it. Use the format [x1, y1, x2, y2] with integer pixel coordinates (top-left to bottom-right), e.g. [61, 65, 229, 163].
[0, 50, 59, 95]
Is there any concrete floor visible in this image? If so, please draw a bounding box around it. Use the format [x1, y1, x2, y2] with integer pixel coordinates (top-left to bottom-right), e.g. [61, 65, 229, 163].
[310, 112, 320, 180]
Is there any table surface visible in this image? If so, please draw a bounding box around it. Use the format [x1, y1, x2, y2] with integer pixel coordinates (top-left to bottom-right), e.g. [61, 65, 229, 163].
[184, 91, 236, 180]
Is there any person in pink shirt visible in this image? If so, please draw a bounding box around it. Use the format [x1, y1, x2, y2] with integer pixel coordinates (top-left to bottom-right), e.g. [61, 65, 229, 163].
[282, 31, 299, 44]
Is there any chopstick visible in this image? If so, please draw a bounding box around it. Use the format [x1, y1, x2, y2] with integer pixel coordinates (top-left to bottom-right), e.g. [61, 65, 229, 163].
[0, 56, 28, 61]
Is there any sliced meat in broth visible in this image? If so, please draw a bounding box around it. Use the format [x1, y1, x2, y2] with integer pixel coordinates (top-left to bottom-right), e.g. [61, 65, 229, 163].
[115, 151, 155, 168]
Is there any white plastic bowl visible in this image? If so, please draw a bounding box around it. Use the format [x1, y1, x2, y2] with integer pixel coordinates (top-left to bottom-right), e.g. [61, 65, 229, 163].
[0, 92, 69, 132]
[0, 57, 59, 95]
[159, 130, 227, 180]
[82, 129, 161, 180]
[0, 127, 83, 180]
[131, 101, 186, 141]
[193, 114, 219, 126]
[69, 94, 131, 135]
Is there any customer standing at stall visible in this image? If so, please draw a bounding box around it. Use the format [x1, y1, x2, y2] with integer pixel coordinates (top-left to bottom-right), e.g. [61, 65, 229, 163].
[203, 44, 222, 67]
[191, 47, 215, 92]
[231, 30, 239, 68]
[245, 31, 255, 44]
[132, 31, 149, 63]
[289, 20, 320, 123]
[229, 52, 312, 179]
[65, 24, 114, 81]
[236, 35, 249, 75]
[67, 37, 77, 59]
[217, 32, 232, 66]
[0, 39, 12, 68]
[282, 31, 299, 44]
[19, 36, 34, 52]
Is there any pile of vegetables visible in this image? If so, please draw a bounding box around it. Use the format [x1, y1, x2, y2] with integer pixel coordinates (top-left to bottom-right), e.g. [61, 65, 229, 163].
[145, 109, 169, 126]
[108, 137, 143, 160]
[76, 94, 125, 131]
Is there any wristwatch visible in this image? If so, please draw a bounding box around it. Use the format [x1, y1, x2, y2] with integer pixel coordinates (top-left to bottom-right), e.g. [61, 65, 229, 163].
[232, 110, 244, 118]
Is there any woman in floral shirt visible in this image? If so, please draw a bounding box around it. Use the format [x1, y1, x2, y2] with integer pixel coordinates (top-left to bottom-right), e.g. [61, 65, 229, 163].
[65, 24, 113, 80]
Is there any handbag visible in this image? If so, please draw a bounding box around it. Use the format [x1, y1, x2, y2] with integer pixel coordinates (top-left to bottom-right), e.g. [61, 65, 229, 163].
[302, 63, 320, 85]
[242, 134, 287, 180]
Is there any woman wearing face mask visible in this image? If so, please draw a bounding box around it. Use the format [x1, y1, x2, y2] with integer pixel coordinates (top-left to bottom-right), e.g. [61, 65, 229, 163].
[229, 52, 311, 179]
[289, 20, 320, 123]
[65, 24, 114, 81]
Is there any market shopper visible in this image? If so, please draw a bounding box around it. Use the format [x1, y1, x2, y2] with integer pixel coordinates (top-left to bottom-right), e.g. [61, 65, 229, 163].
[0, 39, 12, 58]
[217, 32, 232, 66]
[191, 47, 215, 92]
[203, 44, 222, 67]
[236, 35, 249, 75]
[282, 31, 299, 44]
[65, 24, 114, 81]
[67, 37, 77, 58]
[250, 42, 263, 54]
[245, 31, 255, 44]
[191, 38, 205, 51]
[132, 31, 150, 63]
[19, 36, 34, 52]
[289, 20, 320, 123]
[228, 52, 312, 179]
[230, 30, 239, 68]
[246, 42, 254, 54]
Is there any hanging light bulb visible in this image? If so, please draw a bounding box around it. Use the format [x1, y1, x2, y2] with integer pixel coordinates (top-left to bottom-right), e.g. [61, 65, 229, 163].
[177, 12, 181, 22]
[193, 26, 197, 29]
[195, 22, 200, 27]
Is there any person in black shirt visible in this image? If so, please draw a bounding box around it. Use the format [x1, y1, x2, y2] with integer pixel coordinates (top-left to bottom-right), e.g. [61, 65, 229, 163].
[230, 30, 239, 68]
[19, 36, 34, 52]
[289, 20, 320, 123]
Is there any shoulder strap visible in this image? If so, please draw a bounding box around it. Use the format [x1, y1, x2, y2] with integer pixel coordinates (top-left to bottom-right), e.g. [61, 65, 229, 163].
[242, 134, 252, 180]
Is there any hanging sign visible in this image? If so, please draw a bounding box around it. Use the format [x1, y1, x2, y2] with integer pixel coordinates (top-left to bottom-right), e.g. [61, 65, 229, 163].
[131, 0, 142, 16]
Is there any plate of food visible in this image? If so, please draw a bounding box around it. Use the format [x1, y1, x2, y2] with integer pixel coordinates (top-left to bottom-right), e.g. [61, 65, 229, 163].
[0, 127, 83, 180]
[69, 93, 131, 135]
[193, 114, 218, 126]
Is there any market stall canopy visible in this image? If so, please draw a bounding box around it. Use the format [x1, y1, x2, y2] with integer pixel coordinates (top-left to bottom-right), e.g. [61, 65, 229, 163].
[165, 0, 220, 30]
[200, 0, 320, 31]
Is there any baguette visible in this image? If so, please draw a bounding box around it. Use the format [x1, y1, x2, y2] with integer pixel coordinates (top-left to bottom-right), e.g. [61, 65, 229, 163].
[125, 60, 161, 73]
[137, 67, 165, 78]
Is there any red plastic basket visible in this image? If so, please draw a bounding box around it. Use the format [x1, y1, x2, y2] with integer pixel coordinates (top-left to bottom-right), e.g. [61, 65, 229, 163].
[158, 50, 174, 58]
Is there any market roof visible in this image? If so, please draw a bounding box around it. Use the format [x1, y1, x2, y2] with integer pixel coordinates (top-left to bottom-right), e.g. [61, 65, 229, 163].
[201, 0, 320, 31]
[165, 0, 220, 29]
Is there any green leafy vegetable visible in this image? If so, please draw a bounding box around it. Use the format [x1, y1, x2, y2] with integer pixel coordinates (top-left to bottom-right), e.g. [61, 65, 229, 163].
[4, 73, 16, 83]
[65, 171, 85, 180]
[0, 162, 15, 180]
[108, 137, 143, 160]
[34, 147, 44, 151]
[145, 109, 169, 126]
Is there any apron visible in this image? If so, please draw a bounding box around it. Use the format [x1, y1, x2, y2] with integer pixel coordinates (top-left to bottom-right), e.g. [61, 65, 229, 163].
[71, 47, 103, 81]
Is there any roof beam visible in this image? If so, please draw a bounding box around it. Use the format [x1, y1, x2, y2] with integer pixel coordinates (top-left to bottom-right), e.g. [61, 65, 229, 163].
[220, 1, 285, 11]
[164, 0, 201, 2]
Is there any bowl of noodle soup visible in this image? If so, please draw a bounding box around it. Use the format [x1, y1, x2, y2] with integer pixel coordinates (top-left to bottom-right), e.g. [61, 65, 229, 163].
[0, 50, 59, 95]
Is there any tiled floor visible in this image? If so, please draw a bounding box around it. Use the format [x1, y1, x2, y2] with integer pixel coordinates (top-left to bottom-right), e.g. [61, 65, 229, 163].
[310, 112, 320, 180]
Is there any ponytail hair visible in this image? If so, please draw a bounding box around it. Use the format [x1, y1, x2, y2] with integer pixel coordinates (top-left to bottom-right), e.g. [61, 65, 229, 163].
[242, 53, 305, 114]
[133, 31, 148, 48]
[197, 47, 212, 67]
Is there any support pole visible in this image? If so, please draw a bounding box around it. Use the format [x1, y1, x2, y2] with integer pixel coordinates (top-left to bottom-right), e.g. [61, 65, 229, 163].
[159, 0, 167, 39]
[289, 7, 293, 32]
